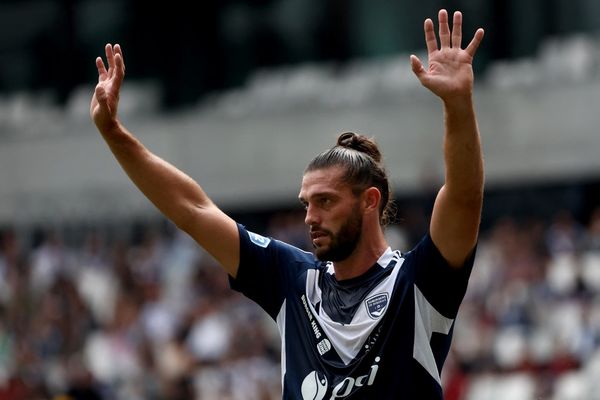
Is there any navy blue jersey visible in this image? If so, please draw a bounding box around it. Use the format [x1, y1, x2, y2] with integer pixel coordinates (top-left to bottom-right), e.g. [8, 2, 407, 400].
[230, 224, 475, 400]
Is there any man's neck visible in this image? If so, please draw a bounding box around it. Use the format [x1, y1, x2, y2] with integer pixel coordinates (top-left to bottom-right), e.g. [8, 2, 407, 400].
[332, 233, 389, 281]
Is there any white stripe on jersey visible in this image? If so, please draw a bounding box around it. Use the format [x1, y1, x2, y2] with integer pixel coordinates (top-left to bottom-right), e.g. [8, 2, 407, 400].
[306, 248, 404, 365]
[413, 285, 454, 384]
[277, 300, 287, 388]
[324, 247, 398, 275]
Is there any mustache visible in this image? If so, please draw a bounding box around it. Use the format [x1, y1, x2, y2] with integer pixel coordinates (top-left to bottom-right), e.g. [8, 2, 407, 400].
[309, 226, 332, 237]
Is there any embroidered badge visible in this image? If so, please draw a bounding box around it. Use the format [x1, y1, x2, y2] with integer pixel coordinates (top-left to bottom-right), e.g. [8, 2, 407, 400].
[365, 293, 389, 319]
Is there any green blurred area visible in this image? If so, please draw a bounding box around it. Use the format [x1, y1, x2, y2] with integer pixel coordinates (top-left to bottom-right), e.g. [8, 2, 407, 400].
[1, 0, 600, 108]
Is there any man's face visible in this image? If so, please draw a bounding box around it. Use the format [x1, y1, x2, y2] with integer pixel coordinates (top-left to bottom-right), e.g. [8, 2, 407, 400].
[299, 166, 363, 261]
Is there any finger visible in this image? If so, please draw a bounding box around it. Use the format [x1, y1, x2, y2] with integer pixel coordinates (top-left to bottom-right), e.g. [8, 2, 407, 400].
[105, 43, 115, 76]
[438, 9, 450, 49]
[465, 28, 485, 57]
[96, 57, 108, 82]
[114, 44, 125, 72]
[451, 11, 462, 49]
[410, 55, 426, 79]
[113, 53, 125, 90]
[424, 18, 437, 55]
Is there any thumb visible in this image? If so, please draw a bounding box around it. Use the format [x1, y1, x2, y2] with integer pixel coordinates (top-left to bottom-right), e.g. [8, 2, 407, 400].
[94, 84, 118, 119]
[410, 55, 427, 80]
[92, 84, 118, 131]
[94, 85, 109, 109]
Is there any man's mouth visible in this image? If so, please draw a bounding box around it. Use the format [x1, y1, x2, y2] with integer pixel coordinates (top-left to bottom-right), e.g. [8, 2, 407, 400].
[310, 230, 329, 246]
[310, 231, 326, 239]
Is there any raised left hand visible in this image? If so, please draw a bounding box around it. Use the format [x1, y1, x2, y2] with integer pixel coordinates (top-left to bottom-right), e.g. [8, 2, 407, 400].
[411, 10, 484, 101]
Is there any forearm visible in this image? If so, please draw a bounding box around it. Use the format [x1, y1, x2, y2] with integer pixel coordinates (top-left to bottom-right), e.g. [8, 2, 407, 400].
[442, 95, 484, 205]
[98, 121, 212, 231]
[415, 9, 485, 266]
[429, 95, 483, 267]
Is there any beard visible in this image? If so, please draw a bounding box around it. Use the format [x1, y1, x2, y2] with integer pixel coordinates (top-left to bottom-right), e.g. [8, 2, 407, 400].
[314, 207, 363, 262]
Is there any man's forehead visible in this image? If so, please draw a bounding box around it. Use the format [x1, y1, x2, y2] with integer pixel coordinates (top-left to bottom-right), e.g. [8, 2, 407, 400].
[299, 167, 347, 197]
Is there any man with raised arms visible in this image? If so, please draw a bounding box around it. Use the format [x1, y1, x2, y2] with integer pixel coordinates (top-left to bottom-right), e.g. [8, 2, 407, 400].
[91, 9, 484, 399]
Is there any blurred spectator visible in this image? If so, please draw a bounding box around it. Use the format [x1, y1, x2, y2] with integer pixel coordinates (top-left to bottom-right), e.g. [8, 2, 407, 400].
[584, 207, 600, 251]
[3, 209, 600, 398]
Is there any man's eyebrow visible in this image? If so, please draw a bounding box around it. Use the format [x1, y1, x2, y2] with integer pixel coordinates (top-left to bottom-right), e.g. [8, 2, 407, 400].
[299, 191, 339, 203]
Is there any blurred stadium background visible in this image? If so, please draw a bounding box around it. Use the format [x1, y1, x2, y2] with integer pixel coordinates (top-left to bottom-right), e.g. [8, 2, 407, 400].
[2, 0, 600, 399]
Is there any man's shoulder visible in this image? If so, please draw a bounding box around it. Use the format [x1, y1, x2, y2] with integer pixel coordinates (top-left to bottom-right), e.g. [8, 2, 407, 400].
[238, 223, 317, 264]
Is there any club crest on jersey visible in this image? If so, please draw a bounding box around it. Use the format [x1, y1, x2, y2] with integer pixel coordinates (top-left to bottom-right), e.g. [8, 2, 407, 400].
[365, 293, 389, 319]
[247, 231, 271, 248]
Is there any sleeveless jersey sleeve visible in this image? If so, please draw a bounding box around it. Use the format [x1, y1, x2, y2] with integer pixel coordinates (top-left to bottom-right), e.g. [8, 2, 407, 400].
[229, 224, 315, 319]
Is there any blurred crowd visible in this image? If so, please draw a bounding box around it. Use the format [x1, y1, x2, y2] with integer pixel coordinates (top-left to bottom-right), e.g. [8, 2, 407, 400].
[0, 215, 288, 400]
[447, 207, 600, 400]
[1, 206, 600, 400]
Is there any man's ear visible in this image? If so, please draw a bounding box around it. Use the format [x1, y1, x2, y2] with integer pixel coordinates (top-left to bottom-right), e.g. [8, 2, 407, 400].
[363, 187, 382, 215]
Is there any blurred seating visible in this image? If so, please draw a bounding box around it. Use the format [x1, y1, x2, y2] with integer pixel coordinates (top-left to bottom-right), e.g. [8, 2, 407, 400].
[2, 206, 600, 399]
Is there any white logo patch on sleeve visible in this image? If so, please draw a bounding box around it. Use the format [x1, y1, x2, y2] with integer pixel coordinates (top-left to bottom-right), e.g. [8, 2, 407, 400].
[248, 231, 271, 248]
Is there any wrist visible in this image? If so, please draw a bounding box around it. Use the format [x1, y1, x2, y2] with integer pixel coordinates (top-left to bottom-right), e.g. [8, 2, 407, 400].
[95, 117, 122, 136]
[442, 94, 475, 114]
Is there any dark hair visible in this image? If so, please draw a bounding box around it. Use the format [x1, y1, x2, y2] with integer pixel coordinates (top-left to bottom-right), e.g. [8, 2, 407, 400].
[305, 132, 395, 226]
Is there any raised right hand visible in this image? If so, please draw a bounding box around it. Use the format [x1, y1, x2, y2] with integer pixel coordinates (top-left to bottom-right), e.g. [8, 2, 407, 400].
[90, 43, 125, 132]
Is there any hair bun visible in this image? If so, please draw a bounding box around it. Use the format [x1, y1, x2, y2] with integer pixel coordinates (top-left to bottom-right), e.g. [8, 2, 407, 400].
[336, 132, 382, 163]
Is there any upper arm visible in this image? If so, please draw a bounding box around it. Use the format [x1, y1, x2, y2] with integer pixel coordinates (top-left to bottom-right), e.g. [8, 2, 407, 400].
[178, 202, 240, 277]
[429, 184, 482, 268]
[99, 123, 241, 275]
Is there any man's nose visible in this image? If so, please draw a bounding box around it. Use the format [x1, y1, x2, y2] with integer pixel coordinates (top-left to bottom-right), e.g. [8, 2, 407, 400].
[304, 204, 320, 226]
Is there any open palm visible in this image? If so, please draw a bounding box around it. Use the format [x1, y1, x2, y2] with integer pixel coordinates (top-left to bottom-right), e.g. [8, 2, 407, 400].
[411, 10, 484, 100]
[90, 44, 125, 132]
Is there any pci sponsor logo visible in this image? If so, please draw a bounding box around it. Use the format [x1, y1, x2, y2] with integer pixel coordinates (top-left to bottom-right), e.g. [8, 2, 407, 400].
[365, 293, 389, 319]
[301, 371, 328, 400]
[301, 357, 381, 400]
